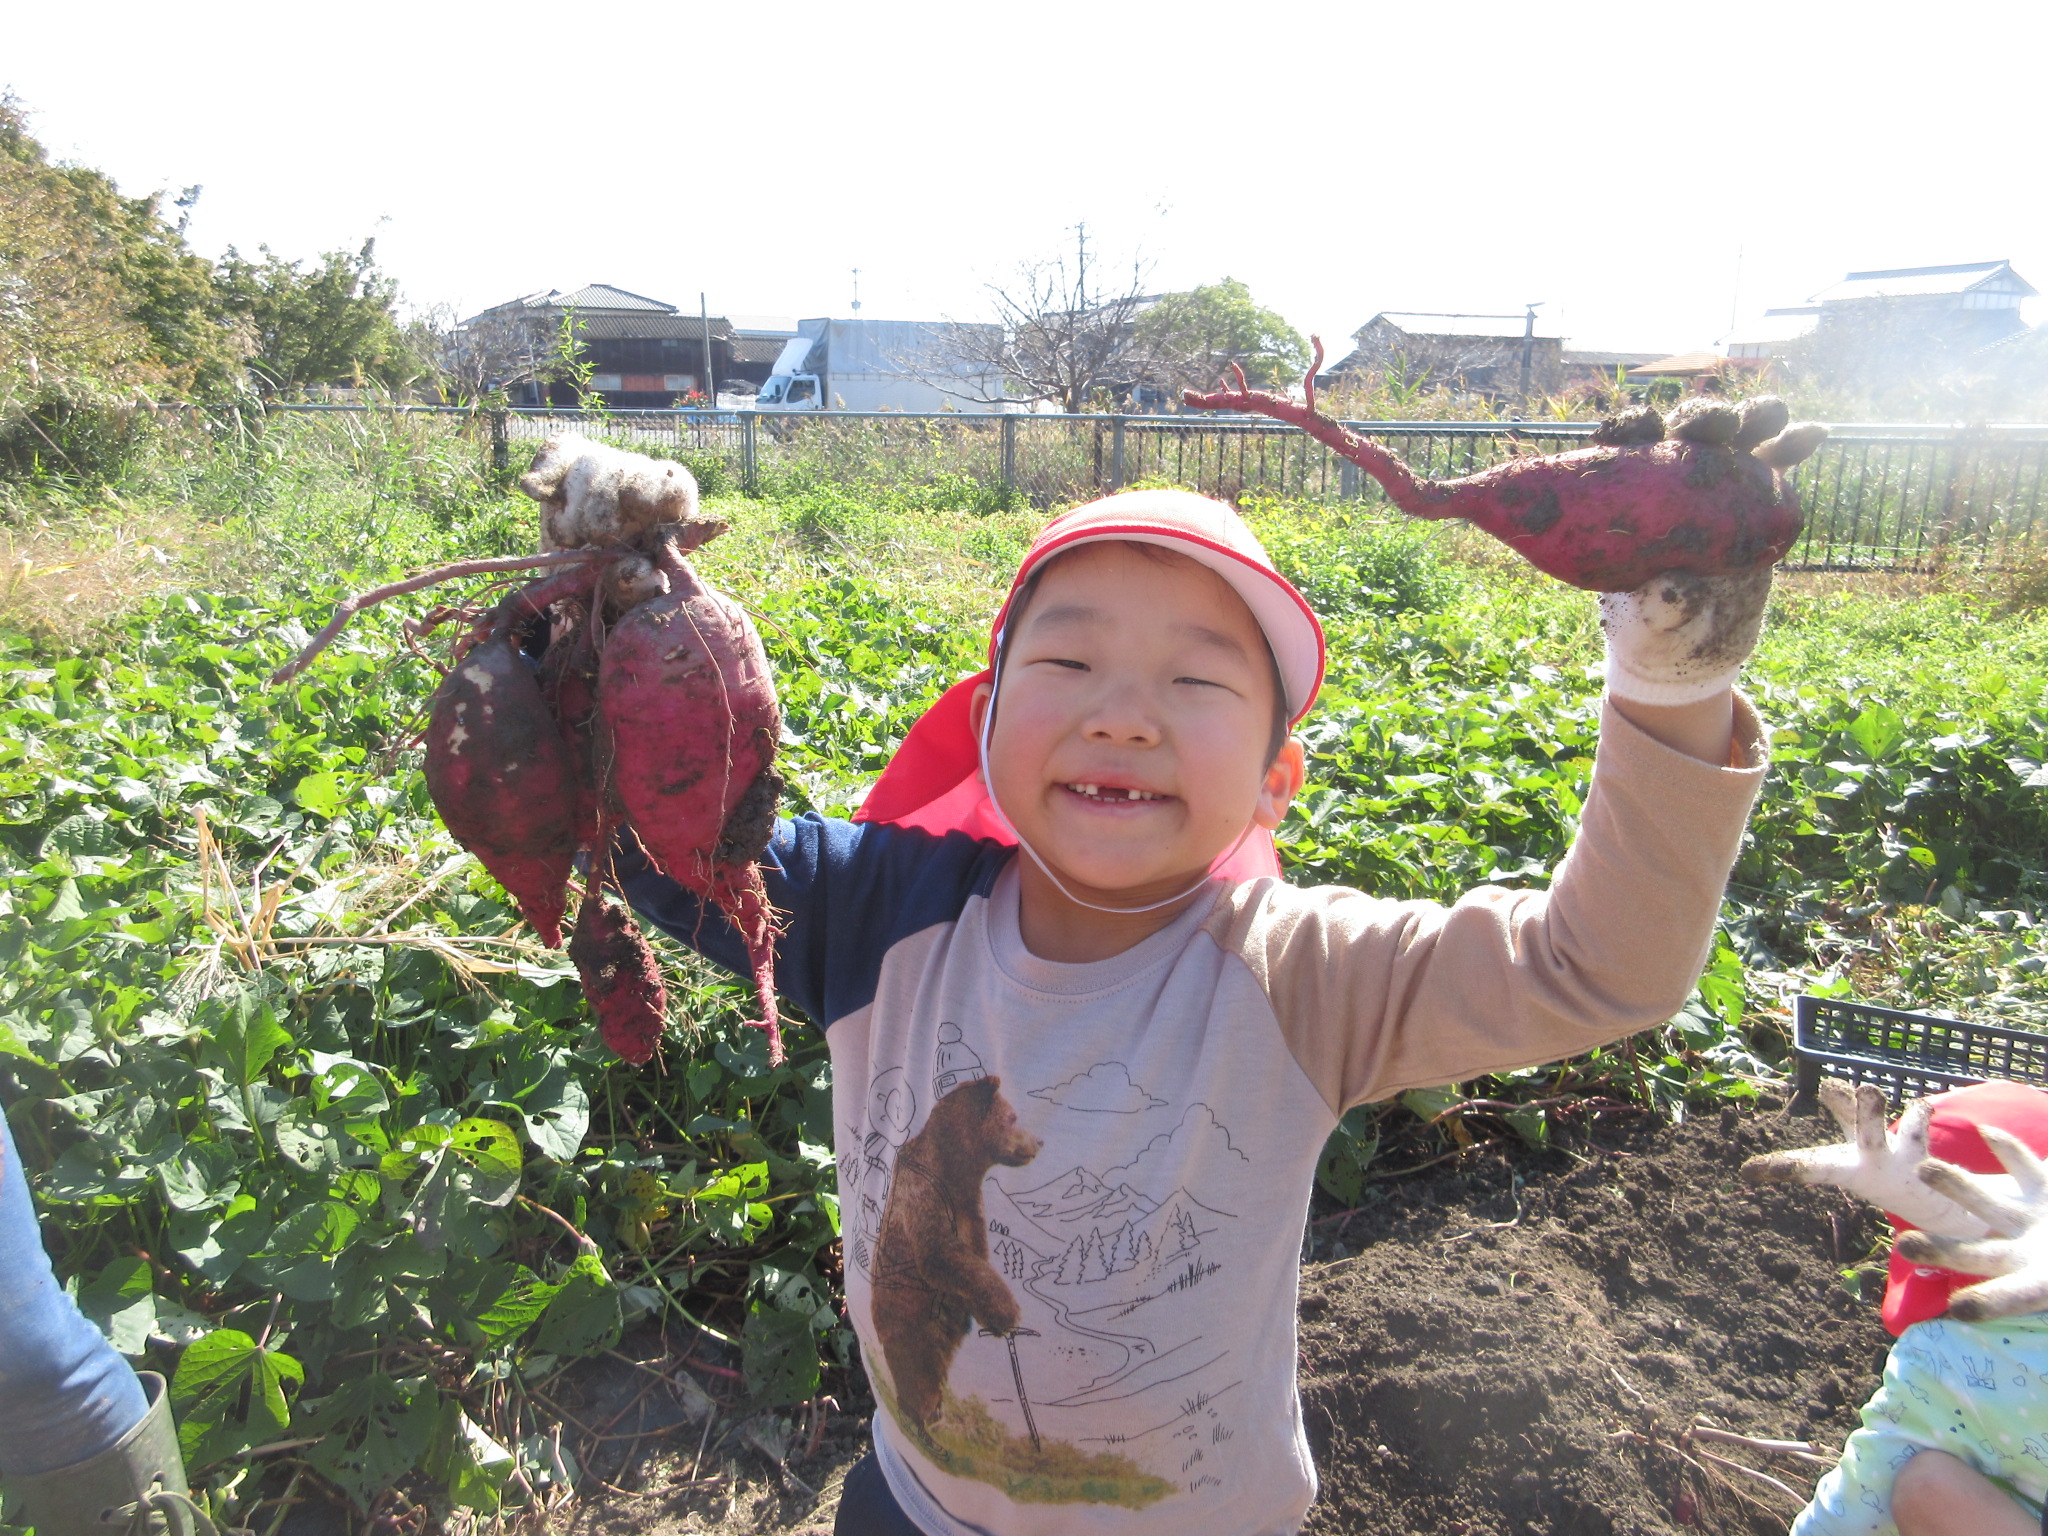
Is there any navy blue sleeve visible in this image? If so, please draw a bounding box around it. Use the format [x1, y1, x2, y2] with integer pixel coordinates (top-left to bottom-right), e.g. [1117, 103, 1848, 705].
[614, 813, 1011, 1030]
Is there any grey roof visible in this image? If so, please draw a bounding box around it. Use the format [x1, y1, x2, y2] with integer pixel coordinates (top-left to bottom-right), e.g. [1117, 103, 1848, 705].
[1809, 261, 2037, 303]
[570, 313, 735, 340]
[1973, 324, 2047, 356]
[1363, 311, 1560, 341]
[543, 283, 677, 312]
[464, 284, 681, 328]
[1726, 307, 1822, 348]
[730, 336, 790, 365]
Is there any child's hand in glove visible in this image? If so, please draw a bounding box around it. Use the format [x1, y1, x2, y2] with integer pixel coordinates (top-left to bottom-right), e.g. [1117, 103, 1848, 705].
[1601, 563, 1773, 706]
[1741, 1078, 1996, 1239]
[1894, 1131, 2048, 1321]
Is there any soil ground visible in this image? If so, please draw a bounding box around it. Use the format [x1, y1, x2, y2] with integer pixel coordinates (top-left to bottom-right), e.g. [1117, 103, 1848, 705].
[549, 1098, 1891, 1536]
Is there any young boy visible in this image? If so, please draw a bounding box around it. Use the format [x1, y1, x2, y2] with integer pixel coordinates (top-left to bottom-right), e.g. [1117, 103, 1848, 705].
[619, 488, 1770, 1535]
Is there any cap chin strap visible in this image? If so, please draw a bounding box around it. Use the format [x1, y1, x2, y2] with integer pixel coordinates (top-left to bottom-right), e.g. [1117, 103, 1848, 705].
[976, 633, 1256, 917]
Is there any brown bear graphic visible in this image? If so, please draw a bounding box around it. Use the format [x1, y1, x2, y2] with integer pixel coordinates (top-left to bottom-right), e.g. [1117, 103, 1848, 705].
[870, 1074, 1042, 1431]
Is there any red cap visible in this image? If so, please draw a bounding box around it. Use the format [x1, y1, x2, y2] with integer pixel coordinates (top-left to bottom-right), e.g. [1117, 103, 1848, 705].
[987, 489, 1326, 724]
[854, 489, 1327, 879]
[1882, 1080, 2048, 1334]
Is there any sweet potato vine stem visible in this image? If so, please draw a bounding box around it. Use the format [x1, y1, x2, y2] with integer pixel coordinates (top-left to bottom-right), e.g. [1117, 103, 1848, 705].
[1182, 337, 1448, 518]
[271, 549, 603, 685]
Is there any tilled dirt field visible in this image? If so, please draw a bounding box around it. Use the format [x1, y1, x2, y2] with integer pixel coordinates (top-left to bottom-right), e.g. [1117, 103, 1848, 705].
[559, 1099, 1889, 1536]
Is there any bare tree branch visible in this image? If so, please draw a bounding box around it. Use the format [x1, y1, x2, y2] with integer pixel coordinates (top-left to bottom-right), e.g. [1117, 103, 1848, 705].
[427, 304, 558, 405]
[927, 233, 1159, 412]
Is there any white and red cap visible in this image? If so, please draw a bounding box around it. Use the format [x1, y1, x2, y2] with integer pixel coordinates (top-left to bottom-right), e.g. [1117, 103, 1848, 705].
[853, 489, 1327, 879]
[1882, 1080, 2048, 1335]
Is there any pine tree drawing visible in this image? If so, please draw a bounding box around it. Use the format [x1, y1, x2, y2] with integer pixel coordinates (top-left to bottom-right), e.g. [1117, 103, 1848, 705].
[1054, 1233, 1086, 1286]
[1087, 1229, 1115, 1282]
[1105, 1223, 1129, 1273]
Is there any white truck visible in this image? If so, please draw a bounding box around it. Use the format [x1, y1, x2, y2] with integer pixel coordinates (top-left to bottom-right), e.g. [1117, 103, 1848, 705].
[752, 317, 1008, 412]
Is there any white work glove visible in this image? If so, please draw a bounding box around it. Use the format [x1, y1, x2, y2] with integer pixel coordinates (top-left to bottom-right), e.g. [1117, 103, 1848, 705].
[1600, 564, 1772, 706]
[1894, 1131, 2048, 1321]
[1740, 1079, 1997, 1239]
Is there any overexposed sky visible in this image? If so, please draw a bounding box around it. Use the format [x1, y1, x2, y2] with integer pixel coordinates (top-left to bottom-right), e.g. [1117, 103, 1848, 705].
[11, 0, 2047, 356]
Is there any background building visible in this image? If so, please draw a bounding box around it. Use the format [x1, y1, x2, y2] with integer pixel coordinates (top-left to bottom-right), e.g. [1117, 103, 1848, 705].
[1726, 261, 2036, 367]
[460, 283, 740, 408]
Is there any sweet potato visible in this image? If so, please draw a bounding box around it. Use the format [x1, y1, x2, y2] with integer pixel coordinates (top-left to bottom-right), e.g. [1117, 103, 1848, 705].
[534, 597, 603, 854]
[599, 532, 785, 1062]
[1184, 341, 1828, 592]
[569, 886, 668, 1065]
[422, 603, 586, 948]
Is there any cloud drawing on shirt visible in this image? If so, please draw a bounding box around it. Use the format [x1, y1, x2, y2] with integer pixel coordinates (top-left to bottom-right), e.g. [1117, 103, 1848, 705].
[1031, 1063, 1168, 1114]
[1107, 1103, 1251, 1191]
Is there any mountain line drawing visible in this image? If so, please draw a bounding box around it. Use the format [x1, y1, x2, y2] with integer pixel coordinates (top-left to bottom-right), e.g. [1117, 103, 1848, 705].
[990, 1171, 1234, 1287]
[1006, 1164, 1158, 1234]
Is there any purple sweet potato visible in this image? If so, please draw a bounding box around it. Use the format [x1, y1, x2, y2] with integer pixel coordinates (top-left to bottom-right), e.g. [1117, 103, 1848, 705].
[569, 889, 668, 1065]
[1184, 342, 1828, 592]
[535, 598, 603, 856]
[598, 532, 785, 1062]
[422, 607, 584, 948]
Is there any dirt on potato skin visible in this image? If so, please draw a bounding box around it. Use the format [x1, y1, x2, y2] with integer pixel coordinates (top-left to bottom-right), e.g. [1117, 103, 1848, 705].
[559, 1101, 1891, 1536]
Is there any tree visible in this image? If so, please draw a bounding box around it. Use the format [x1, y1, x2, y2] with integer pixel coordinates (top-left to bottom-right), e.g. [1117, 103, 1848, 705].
[936, 240, 1309, 412]
[0, 95, 255, 479]
[0, 135, 161, 404]
[212, 239, 417, 396]
[1132, 278, 1309, 397]
[428, 302, 557, 405]
[940, 226, 1159, 412]
[0, 95, 244, 402]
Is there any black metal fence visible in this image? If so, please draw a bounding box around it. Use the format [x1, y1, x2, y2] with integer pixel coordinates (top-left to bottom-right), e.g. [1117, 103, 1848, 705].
[218, 404, 2048, 573]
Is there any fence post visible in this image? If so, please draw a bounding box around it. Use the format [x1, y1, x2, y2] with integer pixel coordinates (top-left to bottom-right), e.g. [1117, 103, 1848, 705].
[1001, 414, 1017, 492]
[489, 409, 509, 471]
[1932, 432, 1984, 569]
[742, 412, 758, 497]
[1111, 416, 1127, 491]
[1339, 459, 1359, 500]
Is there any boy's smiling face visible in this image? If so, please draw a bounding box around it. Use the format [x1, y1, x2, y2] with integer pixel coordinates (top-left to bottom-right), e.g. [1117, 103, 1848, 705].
[973, 540, 1304, 907]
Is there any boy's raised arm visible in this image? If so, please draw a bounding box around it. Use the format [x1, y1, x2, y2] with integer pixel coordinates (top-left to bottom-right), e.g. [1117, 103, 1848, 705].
[1212, 551, 1776, 1118]
[1218, 687, 1767, 1117]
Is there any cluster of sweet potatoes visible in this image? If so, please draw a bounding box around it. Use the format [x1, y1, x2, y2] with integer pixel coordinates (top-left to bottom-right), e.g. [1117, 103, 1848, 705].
[276, 437, 784, 1065]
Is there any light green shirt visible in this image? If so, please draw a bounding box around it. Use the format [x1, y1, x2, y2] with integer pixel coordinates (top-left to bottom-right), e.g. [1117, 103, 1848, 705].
[1795, 1314, 2048, 1536]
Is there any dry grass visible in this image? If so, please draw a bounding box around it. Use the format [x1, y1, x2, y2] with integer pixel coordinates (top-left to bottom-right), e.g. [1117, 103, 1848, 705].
[0, 512, 238, 648]
[1774, 566, 1979, 602]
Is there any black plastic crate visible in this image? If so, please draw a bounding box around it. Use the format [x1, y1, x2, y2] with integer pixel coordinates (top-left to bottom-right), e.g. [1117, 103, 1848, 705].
[1791, 994, 2048, 1113]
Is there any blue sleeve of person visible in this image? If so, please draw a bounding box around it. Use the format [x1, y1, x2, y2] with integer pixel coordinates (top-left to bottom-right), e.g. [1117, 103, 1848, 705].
[615, 812, 1010, 1031]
